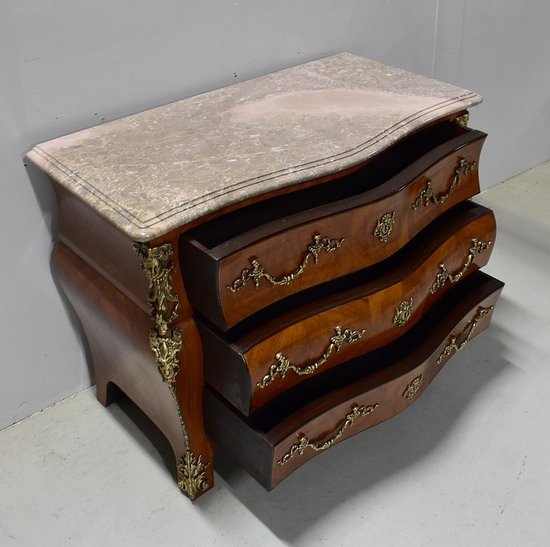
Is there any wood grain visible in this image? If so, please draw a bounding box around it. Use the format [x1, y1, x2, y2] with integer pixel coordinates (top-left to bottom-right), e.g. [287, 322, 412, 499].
[54, 242, 188, 470]
[200, 202, 496, 415]
[53, 184, 214, 499]
[182, 122, 486, 329]
[204, 271, 504, 490]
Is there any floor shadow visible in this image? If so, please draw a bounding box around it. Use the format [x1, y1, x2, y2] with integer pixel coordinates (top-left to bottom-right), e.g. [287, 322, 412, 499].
[56, 295, 514, 543]
[200, 318, 512, 543]
[103, 389, 176, 482]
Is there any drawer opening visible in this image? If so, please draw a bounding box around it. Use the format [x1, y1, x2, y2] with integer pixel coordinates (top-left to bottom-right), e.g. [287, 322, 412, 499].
[198, 201, 496, 416]
[199, 200, 492, 343]
[227, 271, 503, 434]
[204, 271, 503, 490]
[184, 121, 476, 253]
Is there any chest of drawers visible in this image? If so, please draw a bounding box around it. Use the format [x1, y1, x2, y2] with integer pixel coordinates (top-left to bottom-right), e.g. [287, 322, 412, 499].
[27, 53, 503, 500]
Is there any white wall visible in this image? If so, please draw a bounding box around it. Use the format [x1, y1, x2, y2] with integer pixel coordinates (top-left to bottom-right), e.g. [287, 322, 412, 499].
[347, 0, 550, 188]
[1, 1, 549, 429]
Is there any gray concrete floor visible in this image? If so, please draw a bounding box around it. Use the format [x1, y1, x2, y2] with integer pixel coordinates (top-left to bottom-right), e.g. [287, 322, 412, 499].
[1, 162, 549, 546]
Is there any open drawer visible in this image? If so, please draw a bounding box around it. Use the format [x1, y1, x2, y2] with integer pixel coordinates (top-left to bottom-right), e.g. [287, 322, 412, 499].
[181, 121, 486, 330]
[198, 201, 496, 415]
[204, 271, 504, 490]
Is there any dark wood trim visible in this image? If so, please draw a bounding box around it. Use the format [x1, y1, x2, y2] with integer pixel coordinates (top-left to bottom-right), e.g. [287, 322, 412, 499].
[185, 123, 484, 256]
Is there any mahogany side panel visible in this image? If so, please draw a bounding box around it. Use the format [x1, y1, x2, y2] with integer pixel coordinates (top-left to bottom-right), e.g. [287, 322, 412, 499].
[53, 182, 214, 499]
[53, 243, 188, 466]
[54, 183, 149, 311]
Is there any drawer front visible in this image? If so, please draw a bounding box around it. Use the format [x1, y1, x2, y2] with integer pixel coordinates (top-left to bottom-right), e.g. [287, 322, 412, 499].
[183, 126, 486, 330]
[200, 202, 496, 415]
[204, 272, 504, 490]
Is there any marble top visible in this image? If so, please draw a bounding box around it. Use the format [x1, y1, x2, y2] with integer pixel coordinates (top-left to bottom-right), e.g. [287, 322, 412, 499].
[27, 53, 481, 241]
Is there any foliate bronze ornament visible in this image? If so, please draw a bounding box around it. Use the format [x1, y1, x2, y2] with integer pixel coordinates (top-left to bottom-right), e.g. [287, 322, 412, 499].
[403, 375, 423, 399]
[256, 326, 366, 389]
[135, 242, 194, 491]
[177, 450, 210, 500]
[393, 298, 414, 327]
[149, 328, 183, 385]
[429, 239, 492, 295]
[277, 403, 379, 465]
[454, 113, 469, 127]
[373, 211, 396, 243]
[436, 306, 493, 366]
[226, 234, 345, 293]
[134, 242, 182, 383]
[134, 242, 180, 335]
[411, 158, 477, 210]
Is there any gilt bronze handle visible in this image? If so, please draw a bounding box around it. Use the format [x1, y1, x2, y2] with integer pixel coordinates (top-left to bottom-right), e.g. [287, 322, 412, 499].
[429, 238, 492, 295]
[227, 234, 344, 293]
[411, 158, 477, 210]
[277, 403, 378, 465]
[257, 326, 365, 389]
[436, 306, 494, 365]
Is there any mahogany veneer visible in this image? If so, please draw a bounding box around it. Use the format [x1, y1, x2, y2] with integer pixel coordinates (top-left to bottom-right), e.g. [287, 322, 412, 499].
[182, 123, 486, 329]
[27, 54, 502, 500]
[199, 202, 496, 414]
[205, 272, 504, 490]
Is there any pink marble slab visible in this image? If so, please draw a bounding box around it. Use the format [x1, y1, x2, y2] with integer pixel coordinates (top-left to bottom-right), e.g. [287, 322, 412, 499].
[27, 53, 481, 241]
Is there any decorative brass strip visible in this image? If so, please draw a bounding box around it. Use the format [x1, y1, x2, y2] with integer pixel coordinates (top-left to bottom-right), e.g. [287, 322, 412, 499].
[403, 375, 423, 399]
[177, 450, 210, 500]
[436, 306, 494, 366]
[393, 298, 414, 327]
[411, 158, 477, 210]
[454, 113, 469, 128]
[373, 211, 396, 243]
[277, 403, 378, 466]
[226, 234, 344, 293]
[256, 326, 366, 389]
[134, 242, 180, 336]
[135, 242, 191, 472]
[149, 329, 183, 385]
[135, 242, 183, 383]
[429, 239, 492, 295]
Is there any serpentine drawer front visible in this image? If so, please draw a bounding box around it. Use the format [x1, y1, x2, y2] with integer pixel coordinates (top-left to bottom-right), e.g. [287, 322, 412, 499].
[27, 53, 503, 500]
[199, 202, 496, 414]
[182, 123, 486, 330]
[205, 272, 504, 490]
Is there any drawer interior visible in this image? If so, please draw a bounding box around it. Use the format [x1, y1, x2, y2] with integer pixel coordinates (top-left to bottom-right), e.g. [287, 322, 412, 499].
[247, 272, 502, 433]
[183, 121, 479, 254]
[199, 200, 492, 342]
[197, 200, 496, 415]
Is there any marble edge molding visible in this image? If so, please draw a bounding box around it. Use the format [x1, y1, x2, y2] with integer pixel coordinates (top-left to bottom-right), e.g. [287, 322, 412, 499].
[26, 52, 482, 242]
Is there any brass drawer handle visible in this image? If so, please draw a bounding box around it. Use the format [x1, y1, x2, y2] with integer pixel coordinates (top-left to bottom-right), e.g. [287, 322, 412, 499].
[429, 238, 492, 294]
[437, 305, 493, 365]
[257, 326, 366, 389]
[277, 403, 378, 465]
[411, 158, 477, 210]
[226, 234, 344, 293]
